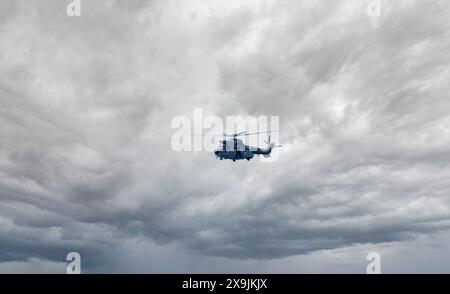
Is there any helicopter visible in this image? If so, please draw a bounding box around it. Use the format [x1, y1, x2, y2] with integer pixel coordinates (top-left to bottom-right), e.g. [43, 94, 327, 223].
[214, 131, 281, 162]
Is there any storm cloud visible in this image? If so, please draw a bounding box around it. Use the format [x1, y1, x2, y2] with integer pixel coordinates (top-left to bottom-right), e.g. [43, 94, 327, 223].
[0, 0, 449, 272]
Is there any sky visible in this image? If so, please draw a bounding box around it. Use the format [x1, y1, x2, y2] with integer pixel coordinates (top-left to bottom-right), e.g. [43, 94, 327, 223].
[0, 0, 450, 273]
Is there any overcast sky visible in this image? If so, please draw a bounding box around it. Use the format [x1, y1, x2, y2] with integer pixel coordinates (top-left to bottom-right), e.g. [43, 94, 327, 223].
[1, 0, 450, 273]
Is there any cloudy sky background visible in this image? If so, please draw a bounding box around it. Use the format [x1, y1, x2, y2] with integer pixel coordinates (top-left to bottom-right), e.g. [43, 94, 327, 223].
[1, 0, 450, 273]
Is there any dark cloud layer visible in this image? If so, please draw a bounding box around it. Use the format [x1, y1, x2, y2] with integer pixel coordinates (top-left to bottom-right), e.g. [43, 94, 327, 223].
[0, 0, 449, 272]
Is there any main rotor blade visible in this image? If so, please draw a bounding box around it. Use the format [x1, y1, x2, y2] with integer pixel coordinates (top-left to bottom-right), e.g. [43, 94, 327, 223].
[241, 130, 279, 136]
[231, 131, 247, 137]
[190, 130, 279, 137]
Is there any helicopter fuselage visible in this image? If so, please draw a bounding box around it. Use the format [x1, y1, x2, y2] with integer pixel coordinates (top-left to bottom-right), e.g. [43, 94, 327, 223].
[214, 139, 272, 162]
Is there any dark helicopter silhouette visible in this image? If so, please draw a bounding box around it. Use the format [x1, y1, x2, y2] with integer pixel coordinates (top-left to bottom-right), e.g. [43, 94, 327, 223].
[214, 131, 281, 162]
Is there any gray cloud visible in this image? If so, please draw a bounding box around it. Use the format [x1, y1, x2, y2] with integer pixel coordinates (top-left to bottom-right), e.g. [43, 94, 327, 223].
[0, 0, 449, 272]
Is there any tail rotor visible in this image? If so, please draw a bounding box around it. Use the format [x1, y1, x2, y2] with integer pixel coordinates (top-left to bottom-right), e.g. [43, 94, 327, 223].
[264, 134, 282, 148]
